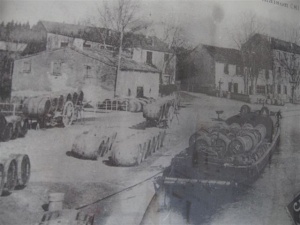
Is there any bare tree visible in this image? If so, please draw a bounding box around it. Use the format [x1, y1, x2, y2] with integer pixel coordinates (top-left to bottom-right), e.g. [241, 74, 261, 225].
[274, 27, 300, 103]
[96, 0, 144, 97]
[158, 19, 193, 85]
[229, 12, 267, 95]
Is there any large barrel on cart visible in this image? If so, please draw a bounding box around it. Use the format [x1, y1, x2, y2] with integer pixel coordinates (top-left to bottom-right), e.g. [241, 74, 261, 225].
[22, 90, 83, 128]
[143, 95, 177, 127]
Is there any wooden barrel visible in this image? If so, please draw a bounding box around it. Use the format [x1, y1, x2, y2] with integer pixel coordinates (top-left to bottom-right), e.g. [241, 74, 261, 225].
[195, 134, 211, 152]
[228, 135, 253, 155]
[255, 124, 267, 141]
[242, 123, 253, 130]
[57, 95, 64, 111]
[0, 163, 4, 196]
[22, 96, 51, 118]
[72, 92, 78, 105]
[239, 129, 259, 150]
[10, 154, 30, 187]
[49, 97, 58, 113]
[212, 132, 231, 156]
[77, 90, 84, 105]
[1, 157, 17, 192]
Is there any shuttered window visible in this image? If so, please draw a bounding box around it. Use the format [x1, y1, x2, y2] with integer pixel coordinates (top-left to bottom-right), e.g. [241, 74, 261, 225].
[23, 61, 31, 73]
[51, 62, 61, 76]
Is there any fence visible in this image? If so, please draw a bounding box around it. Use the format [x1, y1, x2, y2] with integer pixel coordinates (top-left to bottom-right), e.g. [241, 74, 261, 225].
[0, 102, 23, 116]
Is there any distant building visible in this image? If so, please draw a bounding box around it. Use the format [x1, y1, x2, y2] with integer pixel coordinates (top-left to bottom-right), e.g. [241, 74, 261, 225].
[242, 33, 300, 101]
[179, 44, 244, 95]
[34, 20, 175, 85]
[11, 47, 160, 102]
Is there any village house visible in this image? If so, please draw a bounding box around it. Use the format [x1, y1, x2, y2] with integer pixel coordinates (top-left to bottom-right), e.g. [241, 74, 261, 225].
[242, 33, 300, 102]
[11, 46, 160, 103]
[33, 20, 175, 85]
[179, 44, 244, 96]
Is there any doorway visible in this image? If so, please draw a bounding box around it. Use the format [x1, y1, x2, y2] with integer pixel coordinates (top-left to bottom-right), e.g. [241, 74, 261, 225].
[136, 86, 144, 98]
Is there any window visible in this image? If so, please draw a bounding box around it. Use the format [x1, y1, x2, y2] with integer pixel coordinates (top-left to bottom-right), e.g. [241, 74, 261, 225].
[277, 84, 281, 94]
[164, 53, 170, 62]
[60, 42, 68, 47]
[284, 86, 287, 94]
[233, 83, 238, 93]
[84, 65, 92, 78]
[228, 82, 232, 92]
[257, 85, 266, 94]
[224, 64, 229, 74]
[83, 42, 91, 48]
[265, 69, 269, 80]
[236, 66, 241, 75]
[51, 62, 61, 76]
[23, 61, 31, 73]
[146, 51, 153, 64]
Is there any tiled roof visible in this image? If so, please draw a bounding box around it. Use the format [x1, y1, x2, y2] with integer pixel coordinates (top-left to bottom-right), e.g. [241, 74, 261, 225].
[39, 20, 172, 53]
[203, 45, 242, 65]
[245, 33, 300, 54]
[77, 47, 160, 73]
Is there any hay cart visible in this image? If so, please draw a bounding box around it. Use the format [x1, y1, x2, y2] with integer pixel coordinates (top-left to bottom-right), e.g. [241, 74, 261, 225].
[22, 90, 84, 129]
[143, 95, 179, 128]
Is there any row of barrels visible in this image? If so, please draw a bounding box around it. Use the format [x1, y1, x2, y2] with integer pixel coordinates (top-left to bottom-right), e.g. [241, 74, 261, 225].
[22, 90, 84, 119]
[97, 97, 155, 113]
[230, 142, 269, 166]
[111, 129, 167, 166]
[189, 122, 267, 159]
[257, 98, 285, 106]
[0, 154, 30, 196]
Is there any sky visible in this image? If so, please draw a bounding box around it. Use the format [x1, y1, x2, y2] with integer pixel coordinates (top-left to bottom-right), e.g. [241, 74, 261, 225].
[0, 0, 300, 48]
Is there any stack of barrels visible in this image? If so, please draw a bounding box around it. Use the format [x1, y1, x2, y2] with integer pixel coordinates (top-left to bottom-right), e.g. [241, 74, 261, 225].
[0, 154, 30, 196]
[190, 122, 267, 161]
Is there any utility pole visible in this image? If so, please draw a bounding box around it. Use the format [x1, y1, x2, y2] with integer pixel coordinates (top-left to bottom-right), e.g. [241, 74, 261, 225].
[114, 29, 123, 98]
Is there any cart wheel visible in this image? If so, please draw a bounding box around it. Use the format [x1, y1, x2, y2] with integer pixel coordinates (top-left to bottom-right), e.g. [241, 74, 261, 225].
[12, 154, 30, 187]
[2, 124, 13, 142]
[4, 158, 17, 192]
[62, 101, 74, 127]
[167, 106, 175, 128]
[19, 119, 29, 137]
[0, 164, 5, 196]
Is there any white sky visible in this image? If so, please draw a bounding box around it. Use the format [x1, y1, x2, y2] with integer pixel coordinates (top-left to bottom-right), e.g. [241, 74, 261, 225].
[0, 0, 299, 48]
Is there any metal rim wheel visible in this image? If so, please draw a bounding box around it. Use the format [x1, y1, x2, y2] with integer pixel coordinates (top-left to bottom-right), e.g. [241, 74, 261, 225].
[62, 101, 74, 127]
[2, 124, 13, 142]
[167, 106, 175, 127]
[0, 164, 4, 196]
[136, 144, 143, 165]
[5, 159, 17, 192]
[20, 155, 31, 186]
[19, 119, 29, 137]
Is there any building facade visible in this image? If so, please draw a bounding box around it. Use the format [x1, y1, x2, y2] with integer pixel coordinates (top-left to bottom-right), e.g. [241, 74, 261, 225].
[11, 47, 160, 102]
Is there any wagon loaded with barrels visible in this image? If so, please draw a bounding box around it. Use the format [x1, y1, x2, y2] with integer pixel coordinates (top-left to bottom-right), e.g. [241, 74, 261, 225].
[143, 95, 178, 128]
[0, 153, 31, 196]
[22, 90, 84, 128]
[159, 104, 281, 187]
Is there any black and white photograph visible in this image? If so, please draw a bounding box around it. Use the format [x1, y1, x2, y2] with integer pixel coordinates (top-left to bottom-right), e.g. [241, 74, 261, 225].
[0, 0, 300, 224]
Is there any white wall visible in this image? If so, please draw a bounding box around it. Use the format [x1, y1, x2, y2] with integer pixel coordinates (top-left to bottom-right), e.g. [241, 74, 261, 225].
[116, 70, 160, 99]
[215, 62, 244, 94]
[132, 48, 176, 83]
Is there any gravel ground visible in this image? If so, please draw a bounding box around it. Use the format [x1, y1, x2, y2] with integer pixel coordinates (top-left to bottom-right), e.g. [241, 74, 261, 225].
[2, 92, 300, 225]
